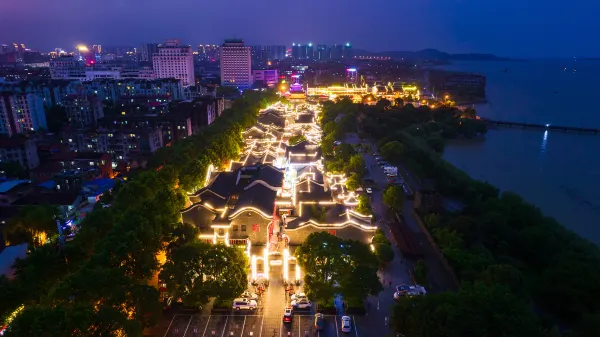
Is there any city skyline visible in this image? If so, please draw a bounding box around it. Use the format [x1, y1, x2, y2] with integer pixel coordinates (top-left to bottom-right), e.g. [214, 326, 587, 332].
[1, 0, 598, 58]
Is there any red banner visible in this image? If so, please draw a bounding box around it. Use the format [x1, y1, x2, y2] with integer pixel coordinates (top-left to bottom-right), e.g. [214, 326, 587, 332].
[252, 224, 260, 232]
[328, 229, 336, 236]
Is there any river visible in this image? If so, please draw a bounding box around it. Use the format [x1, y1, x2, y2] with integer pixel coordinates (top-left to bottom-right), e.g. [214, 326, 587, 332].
[438, 60, 600, 245]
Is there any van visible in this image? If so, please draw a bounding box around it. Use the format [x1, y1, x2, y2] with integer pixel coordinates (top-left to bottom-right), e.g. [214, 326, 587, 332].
[232, 298, 258, 311]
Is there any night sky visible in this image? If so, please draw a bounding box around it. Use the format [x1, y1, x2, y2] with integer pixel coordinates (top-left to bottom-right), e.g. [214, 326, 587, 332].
[0, 0, 597, 58]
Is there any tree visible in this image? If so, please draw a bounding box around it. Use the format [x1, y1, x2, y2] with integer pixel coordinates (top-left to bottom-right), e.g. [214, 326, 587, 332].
[372, 229, 390, 245]
[427, 135, 445, 153]
[380, 141, 405, 164]
[356, 194, 373, 215]
[376, 98, 391, 110]
[345, 154, 366, 177]
[345, 173, 360, 191]
[159, 242, 247, 307]
[374, 243, 394, 267]
[391, 283, 544, 337]
[4, 204, 59, 247]
[296, 233, 381, 307]
[383, 185, 405, 212]
[413, 259, 428, 284]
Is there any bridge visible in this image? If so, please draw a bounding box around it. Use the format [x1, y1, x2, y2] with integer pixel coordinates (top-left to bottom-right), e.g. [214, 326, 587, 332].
[481, 118, 599, 134]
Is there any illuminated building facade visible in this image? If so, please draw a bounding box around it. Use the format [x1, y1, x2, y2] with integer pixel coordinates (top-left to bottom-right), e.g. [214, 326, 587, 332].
[220, 39, 252, 89]
[197, 44, 220, 62]
[49, 55, 85, 80]
[0, 93, 47, 136]
[152, 39, 195, 87]
[253, 69, 279, 87]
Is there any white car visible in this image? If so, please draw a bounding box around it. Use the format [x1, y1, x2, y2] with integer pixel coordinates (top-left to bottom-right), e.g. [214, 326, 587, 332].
[291, 292, 306, 301]
[393, 285, 427, 299]
[341, 316, 352, 333]
[241, 291, 258, 300]
[365, 188, 372, 194]
[291, 298, 312, 309]
[232, 298, 258, 311]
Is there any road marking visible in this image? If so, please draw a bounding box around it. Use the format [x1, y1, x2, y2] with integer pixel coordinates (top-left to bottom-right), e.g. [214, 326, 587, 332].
[298, 315, 301, 337]
[183, 315, 193, 336]
[163, 314, 178, 337]
[335, 316, 339, 337]
[377, 300, 380, 311]
[259, 316, 264, 337]
[221, 316, 229, 337]
[353, 317, 359, 337]
[240, 316, 246, 337]
[202, 316, 211, 337]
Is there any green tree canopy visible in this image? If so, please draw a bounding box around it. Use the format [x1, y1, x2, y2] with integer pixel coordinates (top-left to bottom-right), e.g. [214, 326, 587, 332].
[296, 232, 382, 307]
[383, 185, 405, 212]
[380, 141, 405, 164]
[345, 173, 361, 191]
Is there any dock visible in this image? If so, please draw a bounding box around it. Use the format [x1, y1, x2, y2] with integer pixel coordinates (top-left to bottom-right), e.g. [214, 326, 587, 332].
[481, 118, 599, 134]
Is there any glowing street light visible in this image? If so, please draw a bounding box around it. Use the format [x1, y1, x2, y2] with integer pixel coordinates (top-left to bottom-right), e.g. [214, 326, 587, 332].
[77, 45, 89, 53]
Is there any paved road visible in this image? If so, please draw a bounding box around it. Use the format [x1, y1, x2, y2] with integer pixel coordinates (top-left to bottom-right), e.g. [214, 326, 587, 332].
[162, 313, 372, 337]
[354, 135, 457, 293]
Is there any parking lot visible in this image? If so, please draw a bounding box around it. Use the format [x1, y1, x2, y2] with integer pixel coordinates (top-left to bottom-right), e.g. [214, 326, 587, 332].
[163, 314, 364, 337]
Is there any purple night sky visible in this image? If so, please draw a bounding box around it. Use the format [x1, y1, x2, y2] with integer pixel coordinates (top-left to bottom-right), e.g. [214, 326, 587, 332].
[0, 0, 598, 58]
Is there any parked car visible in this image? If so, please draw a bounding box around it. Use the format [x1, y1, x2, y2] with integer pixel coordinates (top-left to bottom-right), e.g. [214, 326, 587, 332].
[283, 307, 293, 323]
[291, 298, 312, 309]
[232, 298, 258, 311]
[291, 292, 306, 301]
[394, 285, 427, 299]
[314, 313, 325, 330]
[366, 188, 372, 194]
[341, 316, 352, 333]
[241, 291, 258, 300]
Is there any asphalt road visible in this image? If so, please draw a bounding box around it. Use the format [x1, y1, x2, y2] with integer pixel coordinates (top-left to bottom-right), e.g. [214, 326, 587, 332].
[163, 314, 371, 337]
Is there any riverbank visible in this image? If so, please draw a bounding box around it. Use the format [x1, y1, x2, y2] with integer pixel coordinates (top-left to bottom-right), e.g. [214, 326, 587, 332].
[355, 99, 600, 335]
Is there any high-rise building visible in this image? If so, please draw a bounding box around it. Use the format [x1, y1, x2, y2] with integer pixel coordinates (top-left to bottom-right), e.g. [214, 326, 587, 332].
[140, 43, 159, 63]
[291, 43, 299, 59]
[63, 94, 104, 127]
[92, 45, 102, 55]
[0, 93, 47, 136]
[331, 44, 344, 59]
[291, 43, 314, 60]
[343, 43, 353, 59]
[265, 45, 286, 60]
[251, 46, 267, 67]
[316, 45, 330, 61]
[153, 39, 195, 87]
[0, 138, 40, 170]
[306, 43, 314, 60]
[197, 44, 220, 62]
[49, 55, 86, 80]
[220, 39, 252, 89]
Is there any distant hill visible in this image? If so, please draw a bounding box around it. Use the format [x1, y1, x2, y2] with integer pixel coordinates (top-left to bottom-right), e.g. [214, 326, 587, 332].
[358, 48, 512, 61]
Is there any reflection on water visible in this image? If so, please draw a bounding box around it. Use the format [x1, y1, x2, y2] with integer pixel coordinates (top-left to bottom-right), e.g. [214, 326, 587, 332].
[440, 60, 600, 244]
[540, 130, 548, 154]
